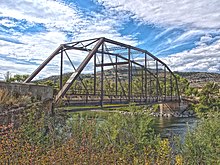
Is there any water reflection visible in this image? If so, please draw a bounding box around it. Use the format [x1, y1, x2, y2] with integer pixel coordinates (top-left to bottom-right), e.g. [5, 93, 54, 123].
[154, 117, 198, 139]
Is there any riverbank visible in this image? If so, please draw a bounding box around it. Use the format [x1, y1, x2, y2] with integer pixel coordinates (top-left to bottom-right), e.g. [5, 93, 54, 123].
[151, 110, 196, 118]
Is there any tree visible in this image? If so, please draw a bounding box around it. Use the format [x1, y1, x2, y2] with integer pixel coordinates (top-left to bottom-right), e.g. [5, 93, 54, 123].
[7, 74, 29, 83]
[199, 82, 219, 105]
[194, 82, 220, 114]
[175, 74, 190, 95]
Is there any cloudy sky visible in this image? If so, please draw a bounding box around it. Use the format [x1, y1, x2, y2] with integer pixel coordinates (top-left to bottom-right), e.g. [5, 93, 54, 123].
[0, 0, 220, 80]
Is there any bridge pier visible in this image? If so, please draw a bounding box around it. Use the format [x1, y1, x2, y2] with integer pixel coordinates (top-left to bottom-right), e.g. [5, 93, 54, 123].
[159, 101, 190, 117]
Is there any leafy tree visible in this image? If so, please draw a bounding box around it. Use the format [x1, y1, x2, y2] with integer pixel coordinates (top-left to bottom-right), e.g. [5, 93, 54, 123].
[6, 74, 29, 83]
[175, 74, 190, 95]
[199, 82, 219, 105]
[184, 87, 198, 97]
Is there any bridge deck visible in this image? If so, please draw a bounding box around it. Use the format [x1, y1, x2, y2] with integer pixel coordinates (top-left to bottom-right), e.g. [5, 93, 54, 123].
[62, 95, 179, 106]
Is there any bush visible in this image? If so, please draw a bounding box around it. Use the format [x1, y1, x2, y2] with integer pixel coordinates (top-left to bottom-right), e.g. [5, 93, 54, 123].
[180, 111, 220, 164]
[0, 104, 175, 164]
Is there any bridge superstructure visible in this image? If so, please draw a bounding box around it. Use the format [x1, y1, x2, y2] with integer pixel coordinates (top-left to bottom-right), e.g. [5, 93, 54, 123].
[24, 37, 180, 106]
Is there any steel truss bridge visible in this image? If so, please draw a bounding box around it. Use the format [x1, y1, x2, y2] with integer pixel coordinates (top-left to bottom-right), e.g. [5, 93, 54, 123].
[24, 37, 180, 107]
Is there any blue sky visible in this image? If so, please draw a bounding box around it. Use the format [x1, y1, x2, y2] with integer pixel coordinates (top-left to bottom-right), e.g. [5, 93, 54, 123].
[0, 0, 220, 79]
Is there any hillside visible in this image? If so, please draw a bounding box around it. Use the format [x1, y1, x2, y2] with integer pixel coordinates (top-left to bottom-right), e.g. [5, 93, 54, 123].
[36, 68, 220, 88]
[174, 71, 220, 88]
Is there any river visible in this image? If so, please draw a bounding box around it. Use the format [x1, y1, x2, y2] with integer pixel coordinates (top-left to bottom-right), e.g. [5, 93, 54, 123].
[67, 111, 199, 140]
[154, 117, 198, 139]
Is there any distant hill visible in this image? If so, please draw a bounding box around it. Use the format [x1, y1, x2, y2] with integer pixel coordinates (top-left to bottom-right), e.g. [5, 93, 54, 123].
[174, 71, 220, 88]
[36, 68, 220, 88]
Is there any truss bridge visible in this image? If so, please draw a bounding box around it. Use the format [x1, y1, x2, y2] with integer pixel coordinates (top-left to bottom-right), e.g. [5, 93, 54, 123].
[24, 37, 180, 107]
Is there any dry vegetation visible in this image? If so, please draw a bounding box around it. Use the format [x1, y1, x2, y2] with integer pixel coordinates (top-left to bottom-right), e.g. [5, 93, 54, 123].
[0, 89, 31, 108]
[0, 81, 220, 164]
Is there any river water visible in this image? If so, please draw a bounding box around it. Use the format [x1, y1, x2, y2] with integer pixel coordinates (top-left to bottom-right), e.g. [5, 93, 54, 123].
[67, 111, 198, 140]
[154, 117, 198, 139]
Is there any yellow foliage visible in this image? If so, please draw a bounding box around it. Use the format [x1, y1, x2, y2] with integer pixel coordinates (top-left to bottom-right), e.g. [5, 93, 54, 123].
[175, 154, 183, 165]
[156, 139, 172, 165]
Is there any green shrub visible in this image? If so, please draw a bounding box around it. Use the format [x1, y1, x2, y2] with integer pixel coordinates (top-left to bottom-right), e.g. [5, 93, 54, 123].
[180, 111, 220, 164]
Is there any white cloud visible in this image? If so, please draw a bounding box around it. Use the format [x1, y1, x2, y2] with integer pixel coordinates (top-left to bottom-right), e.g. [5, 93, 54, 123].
[0, 0, 87, 32]
[0, 58, 35, 80]
[96, 0, 220, 75]
[172, 30, 203, 44]
[0, 31, 66, 61]
[0, 19, 17, 28]
[162, 39, 220, 73]
[200, 34, 213, 43]
[153, 27, 175, 41]
[97, 0, 220, 29]
[1, 0, 219, 81]
[0, 0, 140, 80]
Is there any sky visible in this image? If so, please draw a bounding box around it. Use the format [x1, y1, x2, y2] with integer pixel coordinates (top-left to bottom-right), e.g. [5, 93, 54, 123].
[0, 0, 220, 80]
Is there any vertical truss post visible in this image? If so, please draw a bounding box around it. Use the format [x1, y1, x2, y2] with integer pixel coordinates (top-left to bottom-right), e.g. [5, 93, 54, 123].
[60, 50, 63, 90]
[141, 68, 144, 99]
[145, 53, 147, 103]
[131, 63, 133, 98]
[128, 47, 131, 102]
[156, 61, 159, 101]
[116, 55, 118, 96]
[100, 43, 104, 107]
[175, 76, 180, 102]
[170, 74, 173, 101]
[149, 74, 152, 102]
[164, 66, 166, 101]
[94, 53, 96, 95]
